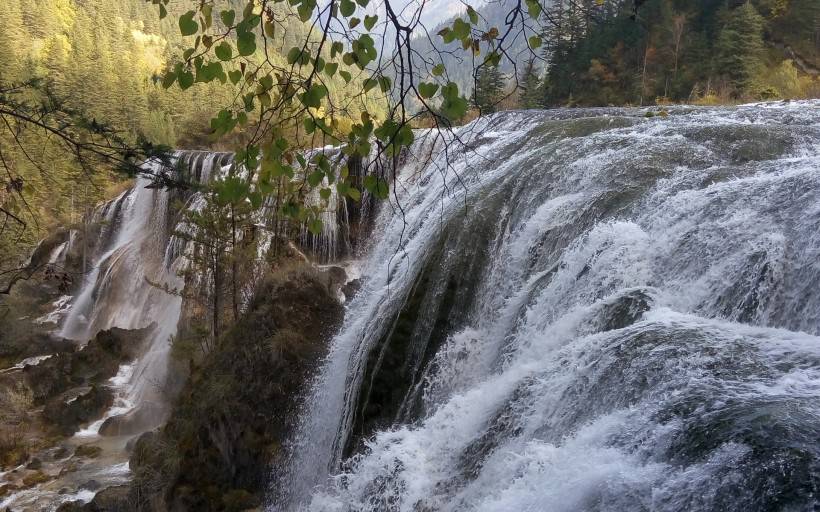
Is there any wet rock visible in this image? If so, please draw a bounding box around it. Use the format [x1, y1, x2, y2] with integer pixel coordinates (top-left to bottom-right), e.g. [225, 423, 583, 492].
[85, 484, 131, 511]
[56, 501, 85, 512]
[598, 288, 653, 332]
[98, 403, 165, 437]
[25, 457, 42, 470]
[43, 385, 114, 436]
[24, 326, 152, 403]
[80, 479, 101, 491]
[341, 278, 362, 300]
[130, 267, 343, 511]
[74, 444, 102, 459]
[53, 445, 70, 460]
[21, 470, 50, 487]
[58, 461, 80, 476]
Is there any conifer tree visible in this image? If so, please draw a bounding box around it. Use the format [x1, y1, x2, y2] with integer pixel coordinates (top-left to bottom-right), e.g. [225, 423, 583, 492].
[714, 2, 766, 95]
[472, 65, 505, 113]
[518, 58, 542, 109]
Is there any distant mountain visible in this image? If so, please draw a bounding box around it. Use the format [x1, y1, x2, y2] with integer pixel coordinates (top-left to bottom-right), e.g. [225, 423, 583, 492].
[410, 0, 543, 94]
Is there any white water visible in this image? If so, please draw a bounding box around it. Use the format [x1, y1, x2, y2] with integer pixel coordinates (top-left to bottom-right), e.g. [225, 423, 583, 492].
[0, 151, 233, 509]
[274, 102, 820, 511]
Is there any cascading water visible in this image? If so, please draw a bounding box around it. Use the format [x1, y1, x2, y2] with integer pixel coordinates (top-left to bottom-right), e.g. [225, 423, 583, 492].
[58, 151, 234, 425]
[275, 102, 820, 511]
[0, 150, 234, 509]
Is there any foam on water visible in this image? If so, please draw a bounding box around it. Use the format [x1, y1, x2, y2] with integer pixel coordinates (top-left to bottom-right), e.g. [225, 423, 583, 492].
[272, 102, 820, 511]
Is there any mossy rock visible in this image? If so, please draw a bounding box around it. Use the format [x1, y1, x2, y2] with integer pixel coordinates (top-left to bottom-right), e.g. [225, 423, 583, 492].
[22, 470, 51, 487]
[131, 266, 344, 511]
[74, 444, 103, 458]
[0, 444, 29, 469]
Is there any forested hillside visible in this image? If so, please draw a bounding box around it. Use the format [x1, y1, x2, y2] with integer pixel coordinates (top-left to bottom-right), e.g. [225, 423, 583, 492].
[540, 0, 820, 106]
[0, 0, 232, 275]
[427, 0, 819, 111]
[0, 0, 381, 280]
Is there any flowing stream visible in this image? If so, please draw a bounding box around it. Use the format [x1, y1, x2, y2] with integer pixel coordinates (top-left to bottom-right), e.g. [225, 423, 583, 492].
[1, 151, 232, 510]
[274, 102, 820, 511]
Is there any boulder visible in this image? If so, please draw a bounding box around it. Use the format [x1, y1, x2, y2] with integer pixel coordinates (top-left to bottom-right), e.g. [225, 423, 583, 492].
[43, 386, 114, 436]
[98, 402, 166, 437]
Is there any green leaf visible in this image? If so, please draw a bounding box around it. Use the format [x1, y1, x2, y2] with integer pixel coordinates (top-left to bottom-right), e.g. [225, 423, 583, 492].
[259, 75, 274, 90]
[439, 27, 456, 44]
[363, 77, 377, 93]
[331, 41, 344, 58]
[364, 14, 378, 30]
[202, 4, 213, 28]
[264, 20, 276, 37]
[349, 17, 360, 28]
[452, 18, 471, 40]
[418, 82, 439, 98]
[229, 70, 243, 84]
[179, 11, 199, 36]
[320, 188, 332, 200]
[220, 9, 236, 26]
[347, 187, 361, 201]
[440, 81, 469, 121]
[363, 175, 389, 199]
[308, 170, 324, 187]
[300, 84, 327, 108]
[340, 0, 355, 17]
[467, 5, 478, 24]
[159, 4, 167, 20]
[287, 47, 303, 64]
[432, 63, 445, 76]
[298, 3, 313, 22]
[528, 35, 542, 49]
[243, 1, 255, 19]
[237, 31, 256, 56]
[356, 0, 370, 6]
[303, 117, 316, 133]
[307, 218, 323, 236]
[178, 70, 195, 89]
[339, 70, 352, 83]
[485, 51, 501, 67]
[324, 62, 339, 76]
[215, 42, 233, 61]
[525, 0, 541, 18]
[162, 70, 177, 89]
[396, 124, 414, 147]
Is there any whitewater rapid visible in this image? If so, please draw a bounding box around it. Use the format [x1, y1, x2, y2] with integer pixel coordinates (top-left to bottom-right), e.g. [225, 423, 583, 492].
[275, 102, 820, 511]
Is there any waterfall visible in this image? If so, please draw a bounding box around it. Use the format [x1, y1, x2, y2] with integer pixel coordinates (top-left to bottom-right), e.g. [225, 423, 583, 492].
[56, 151, 234, 434]
[274, 102, 820, 511]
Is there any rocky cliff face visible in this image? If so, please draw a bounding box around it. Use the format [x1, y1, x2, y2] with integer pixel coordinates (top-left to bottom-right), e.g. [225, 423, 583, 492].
[121, 265, 343, 512]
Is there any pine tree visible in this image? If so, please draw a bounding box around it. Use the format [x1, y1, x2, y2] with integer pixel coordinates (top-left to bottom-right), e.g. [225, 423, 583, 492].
[714, 2, 766, 95]
[518, 58, 542, 109]
[472, 65, 505, 113]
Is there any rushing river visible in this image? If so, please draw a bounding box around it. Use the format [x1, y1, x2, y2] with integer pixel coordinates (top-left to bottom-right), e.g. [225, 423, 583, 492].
[4, 102, 819, 511]
[274, 102, 820, 511]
